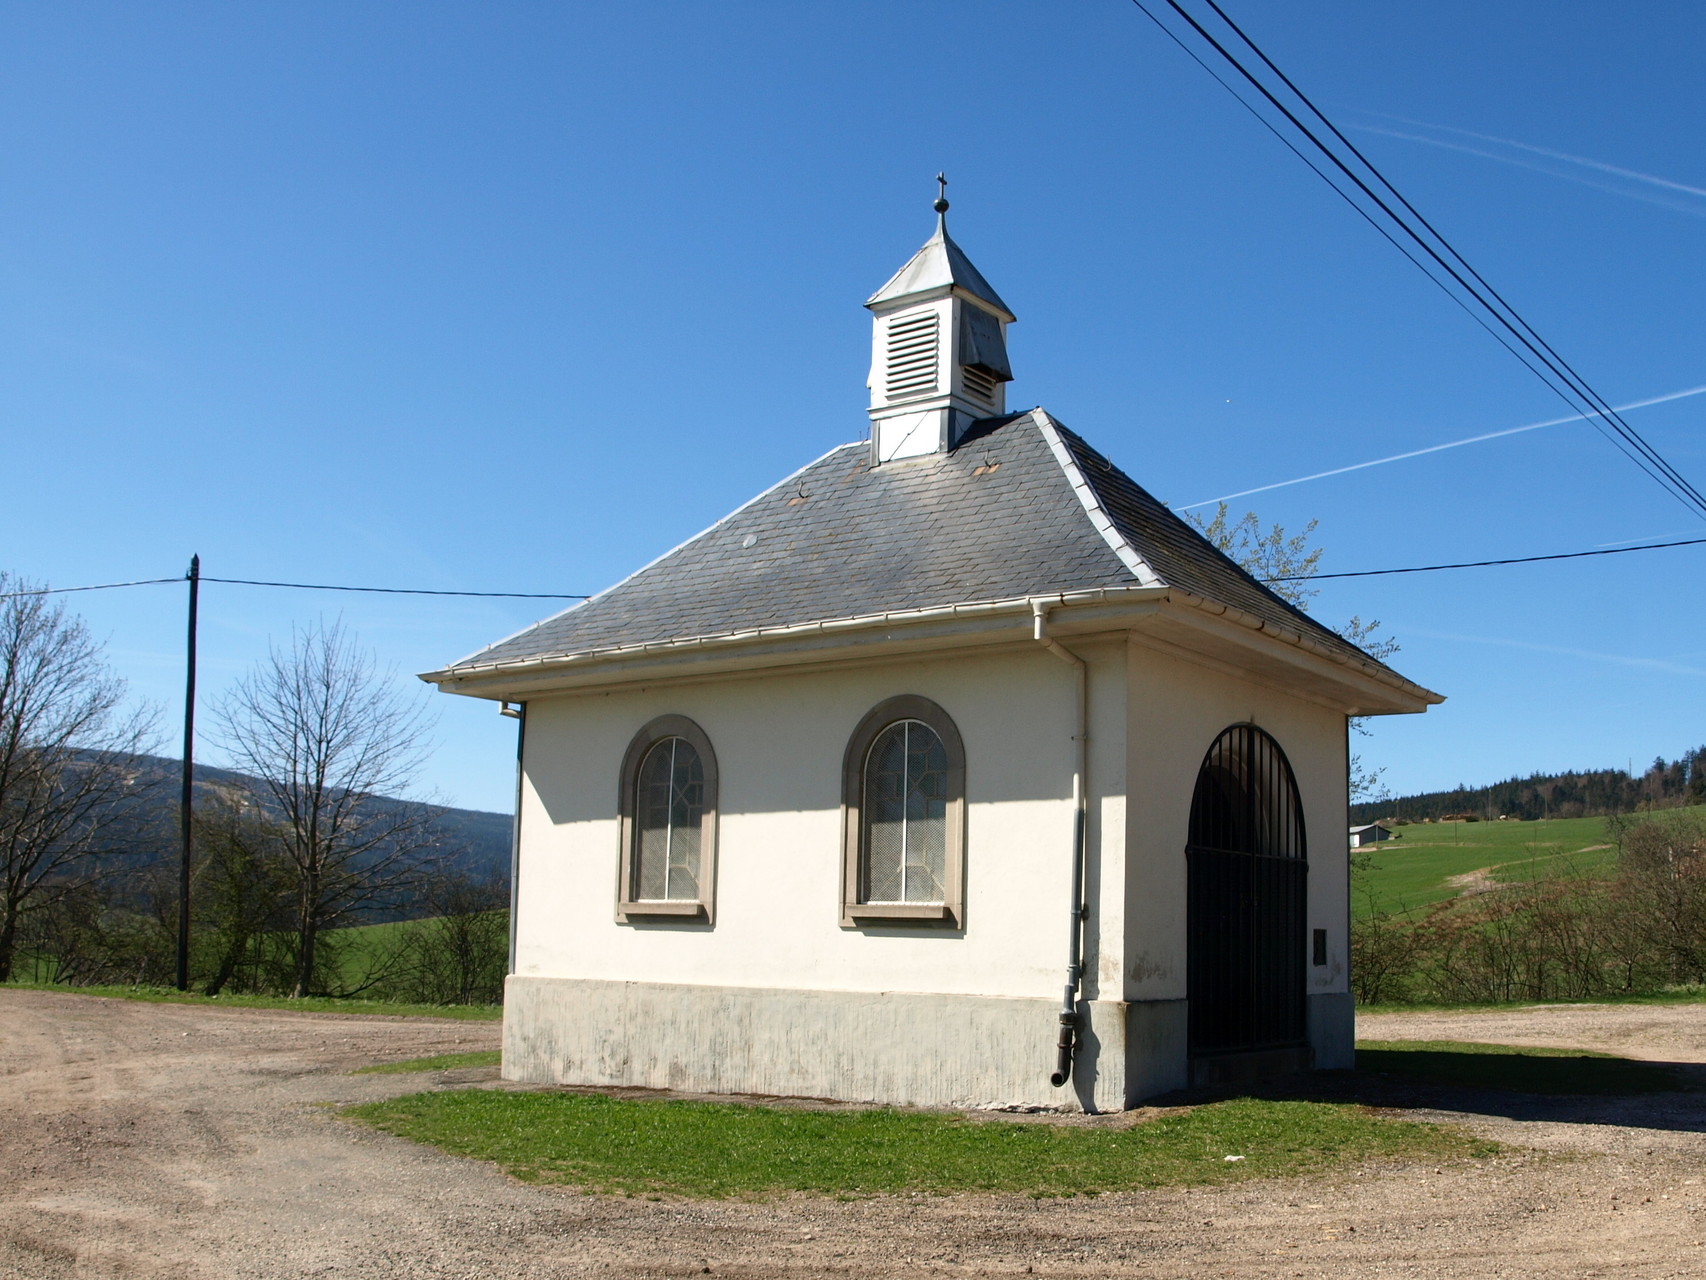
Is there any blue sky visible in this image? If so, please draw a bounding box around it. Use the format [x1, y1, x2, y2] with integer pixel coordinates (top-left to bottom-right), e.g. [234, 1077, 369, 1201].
[3, 1, 1702, 811]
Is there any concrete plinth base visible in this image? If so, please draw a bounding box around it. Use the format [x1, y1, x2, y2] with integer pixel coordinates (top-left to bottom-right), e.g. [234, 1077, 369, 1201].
[1308, 991, 1355, 1069]
[502, 975, 1132, 1112]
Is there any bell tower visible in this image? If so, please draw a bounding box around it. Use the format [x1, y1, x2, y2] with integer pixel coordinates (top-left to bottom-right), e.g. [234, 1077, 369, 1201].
[865, 176, 1015, 463]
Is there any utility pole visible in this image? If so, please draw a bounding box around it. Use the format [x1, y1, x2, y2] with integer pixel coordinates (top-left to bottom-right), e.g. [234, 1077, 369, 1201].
[176, 554, 200, 992]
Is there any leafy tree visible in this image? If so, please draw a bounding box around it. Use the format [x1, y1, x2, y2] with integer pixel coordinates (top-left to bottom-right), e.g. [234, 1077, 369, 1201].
[1188, 505, 1398, 801]
[1189, 504, 1322, 609]
[395, 871, 508, 1005]
[0, 573, 158, 982]
[189, 797, 295, 995]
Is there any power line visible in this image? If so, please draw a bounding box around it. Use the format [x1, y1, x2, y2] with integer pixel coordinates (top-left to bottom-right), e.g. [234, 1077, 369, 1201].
[6, 531, 1705, 607]
[200, 577, 588, 600]
[1190, 0, 1706, 520]
[1120, 1, 1572, 403]
[0, 577, 181, 600]
[0, 576, 588, 601]
[1264, 534, 1706, 583]
[1130, 0, 1706, 522]
[1150, 0, 1703, 516]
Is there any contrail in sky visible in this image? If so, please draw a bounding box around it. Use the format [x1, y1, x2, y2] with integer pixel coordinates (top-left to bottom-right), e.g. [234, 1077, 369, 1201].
[1403, 629, 1706, 680]
[1367, 115, 1706, 201]
[1176, 384, 1706, 511]
[1346, 118, 1706, 216]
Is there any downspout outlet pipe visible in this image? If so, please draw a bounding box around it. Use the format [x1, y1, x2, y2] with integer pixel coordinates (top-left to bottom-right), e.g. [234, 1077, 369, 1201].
[1032, 599, 1089, 1091]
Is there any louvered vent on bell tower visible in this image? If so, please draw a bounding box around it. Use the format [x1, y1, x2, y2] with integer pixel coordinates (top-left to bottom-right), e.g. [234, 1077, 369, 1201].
[884, 311, 939, 398]
[961, 364, 997, 408]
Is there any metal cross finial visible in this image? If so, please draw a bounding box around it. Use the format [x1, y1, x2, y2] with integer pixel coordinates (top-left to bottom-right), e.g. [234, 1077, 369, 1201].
[933, 172, 949, 217]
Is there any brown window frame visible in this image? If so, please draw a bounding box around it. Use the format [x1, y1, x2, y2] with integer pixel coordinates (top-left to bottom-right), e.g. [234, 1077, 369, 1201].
[840, 694, 966, 928]
[616, 714, 718, 924]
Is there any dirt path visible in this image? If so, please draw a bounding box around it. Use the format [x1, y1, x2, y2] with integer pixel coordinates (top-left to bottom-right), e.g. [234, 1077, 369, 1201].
[1358, 1002, 1706, 1065]
[4, 990, 1706, 1278]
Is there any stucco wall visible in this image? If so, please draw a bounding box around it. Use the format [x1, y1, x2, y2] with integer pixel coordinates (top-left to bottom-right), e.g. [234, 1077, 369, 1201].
[508, 628, 1356, 1105]
[514, 644, 1127, 1005]
[1122, 637, 1352, 1070]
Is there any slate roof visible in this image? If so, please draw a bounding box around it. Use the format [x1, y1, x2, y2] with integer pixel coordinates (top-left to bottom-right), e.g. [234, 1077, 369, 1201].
[442, 409, 1388, 677]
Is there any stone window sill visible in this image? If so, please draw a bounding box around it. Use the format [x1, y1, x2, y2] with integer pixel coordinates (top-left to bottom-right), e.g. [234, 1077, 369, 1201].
[842, 902, 960, 928]
[617, 900, 708, 923]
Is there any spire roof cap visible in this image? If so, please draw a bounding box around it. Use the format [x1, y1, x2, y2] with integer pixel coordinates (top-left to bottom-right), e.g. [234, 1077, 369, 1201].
[865, 178, 1015, 321]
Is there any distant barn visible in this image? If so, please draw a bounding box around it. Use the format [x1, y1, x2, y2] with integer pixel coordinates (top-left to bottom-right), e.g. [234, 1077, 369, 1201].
[1349, 822, 1395, 848]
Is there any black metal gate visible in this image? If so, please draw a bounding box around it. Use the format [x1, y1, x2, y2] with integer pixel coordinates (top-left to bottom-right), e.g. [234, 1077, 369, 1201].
[1186, 724, 1307, 1058]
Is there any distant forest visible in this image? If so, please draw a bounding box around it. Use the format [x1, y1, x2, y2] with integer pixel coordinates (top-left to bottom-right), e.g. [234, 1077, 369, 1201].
[1350, 746, 1706, 824]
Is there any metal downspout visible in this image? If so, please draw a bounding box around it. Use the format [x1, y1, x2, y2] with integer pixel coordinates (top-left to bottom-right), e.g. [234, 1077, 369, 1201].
[1032, 600, 1089, 1089]
[502, 701, 527, 976]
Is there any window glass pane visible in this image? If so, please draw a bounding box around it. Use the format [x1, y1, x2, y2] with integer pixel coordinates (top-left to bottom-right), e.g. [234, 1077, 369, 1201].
[667, 740, 704, 899]
[862, 719, 948, 905]
[903, 724, 947, 902]
[863, 723, 908, 902]
[633, 736, 706, 902]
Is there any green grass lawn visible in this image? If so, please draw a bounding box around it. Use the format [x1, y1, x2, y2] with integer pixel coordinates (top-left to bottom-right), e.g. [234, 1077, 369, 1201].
[354, 1049, 503, 1073]
[0, 979, 502, 1021]
[344, 1090, 1496, 1199]
[1354, 813, 1617, 918]
[1356, 1039, 1690, 1094]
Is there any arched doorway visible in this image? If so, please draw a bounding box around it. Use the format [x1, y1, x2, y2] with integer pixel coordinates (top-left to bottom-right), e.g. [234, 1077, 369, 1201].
[1186, 724, 1307, 1062]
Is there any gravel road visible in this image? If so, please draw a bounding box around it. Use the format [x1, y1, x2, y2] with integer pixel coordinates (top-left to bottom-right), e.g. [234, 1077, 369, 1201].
[4, 989, 1706, 1278]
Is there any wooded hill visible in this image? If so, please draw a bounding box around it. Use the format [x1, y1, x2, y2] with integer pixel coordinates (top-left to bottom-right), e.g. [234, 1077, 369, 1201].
[111, 753, 512, 885]
[1351, 746, 1706, 824]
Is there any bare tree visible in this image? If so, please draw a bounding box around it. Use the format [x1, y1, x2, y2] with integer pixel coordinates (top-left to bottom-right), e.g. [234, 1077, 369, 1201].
[0, 573, 158, 982]
[216, 619, 441, 997]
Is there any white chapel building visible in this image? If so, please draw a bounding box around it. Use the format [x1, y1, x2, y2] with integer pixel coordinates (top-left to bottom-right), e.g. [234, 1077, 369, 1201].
[424, 192, 1441, 1111]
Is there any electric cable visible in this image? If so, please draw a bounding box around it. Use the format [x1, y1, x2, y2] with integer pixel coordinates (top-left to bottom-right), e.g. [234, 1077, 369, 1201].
[1263, 534, 1706, 583]
[0, 577, 182, 600]
[0, 577, 588, 601]
[1129, 0, 1706, 521]
[5, 531, 1704, 604]
[199, 577, 588, 599]
[1147, 0, 1703, 515]
[1120, 1, 1567, 399]
[1192, 0, 1706, 519]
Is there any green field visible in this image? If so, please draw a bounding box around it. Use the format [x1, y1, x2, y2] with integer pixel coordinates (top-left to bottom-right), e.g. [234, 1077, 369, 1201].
[319, 917, 423, 990]
[1353, 813, 1618, 918]
[0, 980, 503, 1020]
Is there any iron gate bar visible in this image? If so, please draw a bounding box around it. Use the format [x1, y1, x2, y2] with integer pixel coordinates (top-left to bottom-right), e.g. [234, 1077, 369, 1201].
[1186, 724, 1308, 1057]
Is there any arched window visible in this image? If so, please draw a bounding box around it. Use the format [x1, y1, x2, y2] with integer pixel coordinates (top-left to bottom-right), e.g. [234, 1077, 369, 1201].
[617, 716, 718, 923]
[1186, 724, 1307, 1058]
[841, 696, 965, 927]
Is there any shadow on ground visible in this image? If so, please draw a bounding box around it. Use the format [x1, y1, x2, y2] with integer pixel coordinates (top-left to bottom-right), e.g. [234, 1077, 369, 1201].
[1154, 1050, 1706, 1136]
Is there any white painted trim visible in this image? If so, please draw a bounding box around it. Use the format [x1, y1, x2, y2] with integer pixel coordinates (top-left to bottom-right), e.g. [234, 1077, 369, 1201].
[1030, 410, 1164, 589]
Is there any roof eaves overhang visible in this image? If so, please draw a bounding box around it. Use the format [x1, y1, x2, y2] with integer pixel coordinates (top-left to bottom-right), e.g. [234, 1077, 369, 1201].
[1150, 589, 1443, 716]
[421, 585, 1442, 714]
[422, 587, 1169, 699]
